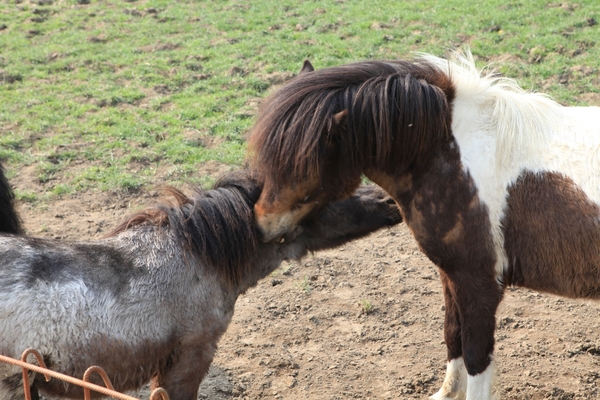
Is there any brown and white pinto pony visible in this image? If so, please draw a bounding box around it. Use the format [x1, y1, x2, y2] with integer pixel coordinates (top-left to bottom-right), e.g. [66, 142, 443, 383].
[248, 52, 600, 399]
[0, 170, 401, 400]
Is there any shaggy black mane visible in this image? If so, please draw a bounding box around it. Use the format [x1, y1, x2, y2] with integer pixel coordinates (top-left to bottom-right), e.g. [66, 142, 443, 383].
[249, 58, 456, 183]
[0, 162, 23, 235]
[110, 171, 262, 286]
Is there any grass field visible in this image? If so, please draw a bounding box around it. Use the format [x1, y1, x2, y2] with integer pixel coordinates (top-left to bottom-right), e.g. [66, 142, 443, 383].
[1, 0, 598, 199]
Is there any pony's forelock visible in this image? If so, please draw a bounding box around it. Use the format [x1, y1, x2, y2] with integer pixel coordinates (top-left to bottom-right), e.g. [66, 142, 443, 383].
[249, 57, 456, 186]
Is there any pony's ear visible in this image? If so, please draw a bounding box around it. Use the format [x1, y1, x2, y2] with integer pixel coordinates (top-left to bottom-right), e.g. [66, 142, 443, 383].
[332, 109, 348, 128]
[299, 59, 315, 74]
[328, 109, 348, 138]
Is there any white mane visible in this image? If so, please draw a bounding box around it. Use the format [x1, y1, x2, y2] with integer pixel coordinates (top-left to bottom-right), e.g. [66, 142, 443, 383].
[419, 50, 566, 164]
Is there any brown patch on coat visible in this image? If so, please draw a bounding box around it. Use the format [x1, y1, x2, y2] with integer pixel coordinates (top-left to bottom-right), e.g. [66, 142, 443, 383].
[502, 171, 600, 298]
[442, 216, 464, 245]
[365, 169, 411, 195]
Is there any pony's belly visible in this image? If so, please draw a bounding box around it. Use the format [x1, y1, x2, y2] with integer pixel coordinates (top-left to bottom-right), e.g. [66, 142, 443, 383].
[501, 170, 600, 298]
[34, 334, 178, 397]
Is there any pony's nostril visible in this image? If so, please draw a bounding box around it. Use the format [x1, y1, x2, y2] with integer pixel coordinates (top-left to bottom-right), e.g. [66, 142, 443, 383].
[255, 227, 269, 243]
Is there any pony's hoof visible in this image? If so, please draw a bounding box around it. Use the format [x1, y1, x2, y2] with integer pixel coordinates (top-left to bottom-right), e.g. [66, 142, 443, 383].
[429, 389, 466, 400]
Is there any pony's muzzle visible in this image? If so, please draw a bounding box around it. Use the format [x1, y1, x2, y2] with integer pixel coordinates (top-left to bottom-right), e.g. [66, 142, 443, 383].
[255, 211, 299, 243]
[255, 220, 295, 243]
[254, 199, 316, 243]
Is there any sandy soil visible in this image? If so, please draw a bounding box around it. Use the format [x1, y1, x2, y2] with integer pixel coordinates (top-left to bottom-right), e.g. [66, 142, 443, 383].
[13, 167, 600, 400]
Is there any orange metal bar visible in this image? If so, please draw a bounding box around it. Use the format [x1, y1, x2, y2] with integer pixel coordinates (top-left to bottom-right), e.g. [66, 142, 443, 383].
[0, 349, 171, 400]
[20, 349, 51, 400]
[83, 366, 116, 400]
[149, 388, 170, 400]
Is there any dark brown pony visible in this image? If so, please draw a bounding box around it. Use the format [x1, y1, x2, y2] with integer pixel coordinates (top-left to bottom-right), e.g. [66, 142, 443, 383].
[248, 53, 600, 399]
[0, 162, 23, 235]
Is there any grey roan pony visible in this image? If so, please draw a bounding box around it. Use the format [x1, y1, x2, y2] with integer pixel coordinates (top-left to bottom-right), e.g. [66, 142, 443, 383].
[0, 168, 401, 400]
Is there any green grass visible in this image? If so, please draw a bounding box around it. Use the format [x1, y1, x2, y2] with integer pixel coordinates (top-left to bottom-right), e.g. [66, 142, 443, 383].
[1, 0, 598, 195]
[359, 299, 374, 315]
[297, 276, 312, 294]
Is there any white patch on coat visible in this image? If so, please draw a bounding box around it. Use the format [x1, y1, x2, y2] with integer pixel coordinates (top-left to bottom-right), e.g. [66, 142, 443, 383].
[422, 51, 600, 280]
[430, 357, 467, 400]
[466, 361, 496, 400]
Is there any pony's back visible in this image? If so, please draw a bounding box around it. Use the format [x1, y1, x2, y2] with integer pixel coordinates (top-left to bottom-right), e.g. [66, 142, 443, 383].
[0, 162, 23, 235]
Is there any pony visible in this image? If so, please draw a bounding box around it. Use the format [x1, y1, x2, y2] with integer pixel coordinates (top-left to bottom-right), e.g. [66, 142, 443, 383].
[248, 53, 600, 400]
[0, 162, 23, 235]
[0, 170, 401, 400]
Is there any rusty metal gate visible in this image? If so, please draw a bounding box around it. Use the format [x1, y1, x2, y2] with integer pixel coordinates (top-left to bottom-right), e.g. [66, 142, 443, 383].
[0, 348, 170, 400]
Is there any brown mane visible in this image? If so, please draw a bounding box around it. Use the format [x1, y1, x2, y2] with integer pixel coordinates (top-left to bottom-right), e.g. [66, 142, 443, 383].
[249, 58, 456, 183]
[106, 171, 263, 287]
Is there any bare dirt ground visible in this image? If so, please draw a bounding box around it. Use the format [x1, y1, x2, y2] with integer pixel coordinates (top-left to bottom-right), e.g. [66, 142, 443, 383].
[13, 162, 600, 400]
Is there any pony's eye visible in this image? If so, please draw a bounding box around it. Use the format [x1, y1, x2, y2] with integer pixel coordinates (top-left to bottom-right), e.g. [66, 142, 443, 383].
[297, 195, 311, 205]
[278, 237, 286, 244]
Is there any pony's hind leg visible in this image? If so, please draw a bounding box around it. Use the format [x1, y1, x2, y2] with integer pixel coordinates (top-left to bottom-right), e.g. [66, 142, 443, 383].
[430, 272, 467, 400]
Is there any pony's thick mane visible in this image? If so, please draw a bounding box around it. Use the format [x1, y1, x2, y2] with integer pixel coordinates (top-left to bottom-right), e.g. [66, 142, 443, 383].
[422, 51, 565, 164]
[108, 171, 262, 287]
[249, 58, 456, 183]
[250, 51, 566, 179]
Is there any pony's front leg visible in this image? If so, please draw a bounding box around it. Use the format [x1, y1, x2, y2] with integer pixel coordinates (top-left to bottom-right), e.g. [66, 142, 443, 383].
[430, 271, 467, 400]
[152, 343, 216, 400]
[451, 271, 502, 400]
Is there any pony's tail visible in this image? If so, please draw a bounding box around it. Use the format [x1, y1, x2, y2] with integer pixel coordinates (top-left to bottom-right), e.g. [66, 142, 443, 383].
[0, 162, 24, 235]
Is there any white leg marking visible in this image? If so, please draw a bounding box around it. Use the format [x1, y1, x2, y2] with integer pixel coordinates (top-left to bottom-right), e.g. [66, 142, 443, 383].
[465, 360, 496, 400]
[430, 357, 467, 400]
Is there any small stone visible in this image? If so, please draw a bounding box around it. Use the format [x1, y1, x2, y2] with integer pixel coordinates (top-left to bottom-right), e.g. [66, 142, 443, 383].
[228, 66, 245, 76]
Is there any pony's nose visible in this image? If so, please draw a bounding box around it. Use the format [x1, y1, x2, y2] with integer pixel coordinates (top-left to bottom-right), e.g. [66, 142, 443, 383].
[255, 225, 270, 243]
[256, 225, 282, 243]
